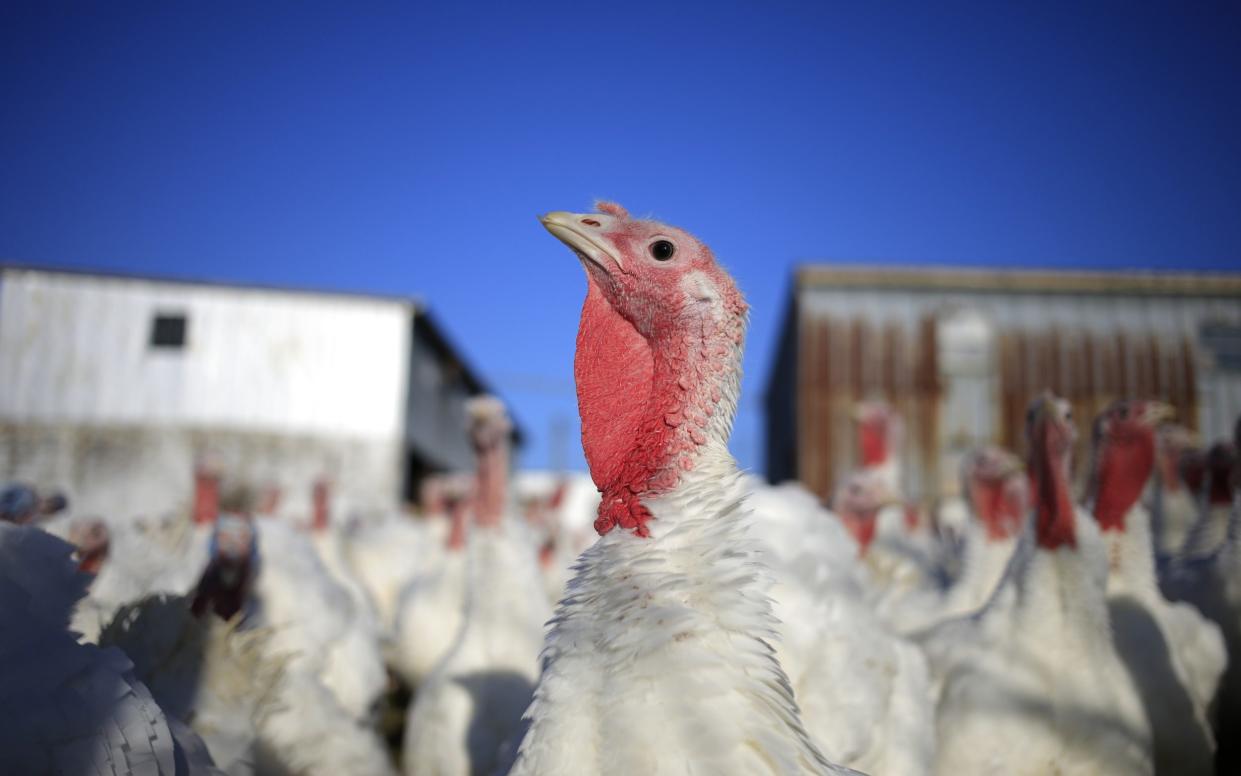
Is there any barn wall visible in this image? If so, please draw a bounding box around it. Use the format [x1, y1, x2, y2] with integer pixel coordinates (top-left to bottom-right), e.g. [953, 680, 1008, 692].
[405, 321, 477, 474]
[763, 290, 800, 485]
[787, 282, 1241, 503]
[0, 269, 411, 439]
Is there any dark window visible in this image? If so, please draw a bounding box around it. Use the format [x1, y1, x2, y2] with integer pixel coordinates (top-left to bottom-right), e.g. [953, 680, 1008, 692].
[150, 313, 188, 349]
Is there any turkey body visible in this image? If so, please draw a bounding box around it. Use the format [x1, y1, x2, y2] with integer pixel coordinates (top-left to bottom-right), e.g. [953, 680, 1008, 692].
[1102, 504, 1224, 775]
[512, 464, 857, 776]
[101, 594, 286, 776]
[402, 521, 549, 776]
[0, 522, 220, 775]
[747, 479, 934, 775]
[247, 518, 394, 776]
[921, 517, 1153, 776]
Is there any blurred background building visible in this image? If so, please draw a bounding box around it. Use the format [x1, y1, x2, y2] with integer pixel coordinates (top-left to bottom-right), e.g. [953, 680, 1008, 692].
[765, 265, 1241, 504]
[0, 265, 520, 518]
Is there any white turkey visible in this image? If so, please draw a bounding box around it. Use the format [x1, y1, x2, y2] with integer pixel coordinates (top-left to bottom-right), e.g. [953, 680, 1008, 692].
[889, 445, 1026, 634]
[1161, 419, 1241, 773]
[391, 473, 476, 689]
[747, 477, 934, 775]
[1180, 441, 1237, 559]
[1149, 423, 1200, 559]
[918, 393, 1153, 775]
[842, 403, 941, 602]
[0, 521, 221, 775]
[100, 593, 285, 776]
[344, 477, 451, 643]
[509, 203, 859, 775]
[403, 396, 550, 776]
[1086, 399, 1225, 774]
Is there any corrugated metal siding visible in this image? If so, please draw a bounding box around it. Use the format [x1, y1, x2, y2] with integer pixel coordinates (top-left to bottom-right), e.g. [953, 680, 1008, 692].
[781, 280, 1241, 502]
[795, 312, 940, 501]
[0, 270, 411, 439]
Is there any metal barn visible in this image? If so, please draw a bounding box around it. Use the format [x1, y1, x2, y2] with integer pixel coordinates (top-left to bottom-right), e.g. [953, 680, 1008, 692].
[764, 265, 1241, 505]
[0, 265, 518, 519]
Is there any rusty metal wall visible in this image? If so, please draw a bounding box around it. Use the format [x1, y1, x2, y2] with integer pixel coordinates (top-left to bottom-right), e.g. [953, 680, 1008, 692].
[796, 313, 940, 502]
[782, 272, 1241, 505]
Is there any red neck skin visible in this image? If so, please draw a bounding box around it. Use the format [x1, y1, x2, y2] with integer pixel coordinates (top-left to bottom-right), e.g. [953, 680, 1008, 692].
[576, 277, 744, 538]
[311, 481, 330, 533]
[859, 423, 889, 468]
[473, 442, 509, 529]
[1028, 431, 1078, 550]
[193, 471, 220, 525]
[446, 499, 468, 551]
[1093, 425, 1155, 533]
[840, 508, 879, 555]
[903, 503, 922, 532]
[257, 486, 282, 516]
[77, 546, 108, 575]
[538, 538, 556, 569]
[969, 479, 1022, 541]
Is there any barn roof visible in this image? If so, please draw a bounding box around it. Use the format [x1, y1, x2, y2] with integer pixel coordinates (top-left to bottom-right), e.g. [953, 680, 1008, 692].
[796, 264, 1241, 298]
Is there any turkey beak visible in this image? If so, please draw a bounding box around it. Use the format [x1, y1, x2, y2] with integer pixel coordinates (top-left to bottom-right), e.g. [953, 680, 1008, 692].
[540, 211, 625, 274]
[1141, 401, 1176, 427]
[998, 454, 1024, 479]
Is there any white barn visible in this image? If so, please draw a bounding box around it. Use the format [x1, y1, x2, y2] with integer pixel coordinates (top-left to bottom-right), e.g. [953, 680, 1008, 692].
[0, 265, 515, 520]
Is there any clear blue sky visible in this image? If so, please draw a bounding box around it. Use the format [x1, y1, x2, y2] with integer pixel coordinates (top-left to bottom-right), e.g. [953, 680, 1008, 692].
[3, 2, 1239, 473]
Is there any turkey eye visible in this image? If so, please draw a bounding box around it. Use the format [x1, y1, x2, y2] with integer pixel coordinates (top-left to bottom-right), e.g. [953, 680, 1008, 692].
[649, 240, 675, 261]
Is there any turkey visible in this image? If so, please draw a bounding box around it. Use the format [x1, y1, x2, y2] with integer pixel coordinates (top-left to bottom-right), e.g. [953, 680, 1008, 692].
[514, 471, 603, 604]
[1181, 441, 1238, 559]
[300, 478, 389, 722]
[69, 513, 212, 643]
[510, 203, 858, 775]
[747, 477, 935, 774]
[918, 393, 1153, 775]
[345, 476, 451, 642]
[244, 515, 393, 774]
[845, 403, 941, 600]
[891, 445, 1026, 635]
[100, 593, 286, 776]
[391, 472, 476, 689]
[65, 468, 225, 643]
[0, 521, 221, 775]
[1161, 417, 1241, 773]
[191, 513, 259, 622]
[1087, 399, 1225, 775]
[0, 481, 68, 524]
[403, 396, 550, 776]
[1150, 424, 1200, 559]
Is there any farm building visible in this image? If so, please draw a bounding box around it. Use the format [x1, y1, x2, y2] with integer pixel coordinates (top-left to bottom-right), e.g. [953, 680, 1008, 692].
[764, 264, 1241, 505]
[0, 264, 519, 519]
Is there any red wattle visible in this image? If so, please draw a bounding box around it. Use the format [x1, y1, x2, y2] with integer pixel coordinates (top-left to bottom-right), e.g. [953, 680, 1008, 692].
[970, 480, 1017, 541]
[1030, 449, 1077, 550]
[859, 426, 888, 467]
[842, 510, 878, 555]
[575, 278, 654, 493]
[1093, 429, 1154, 532]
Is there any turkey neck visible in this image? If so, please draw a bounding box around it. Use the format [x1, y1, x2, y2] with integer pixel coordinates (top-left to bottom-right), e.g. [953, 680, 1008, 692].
[474, 438, 509, 529]
[578, 277, 745, 538]
[1029, 430, 1077, 550]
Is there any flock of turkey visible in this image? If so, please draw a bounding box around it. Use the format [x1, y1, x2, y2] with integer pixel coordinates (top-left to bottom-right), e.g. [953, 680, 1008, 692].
[2, 203, 1239, 775]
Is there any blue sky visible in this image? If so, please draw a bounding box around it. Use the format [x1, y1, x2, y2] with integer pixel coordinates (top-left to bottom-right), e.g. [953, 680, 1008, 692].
[3, 2, 1239, 473]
